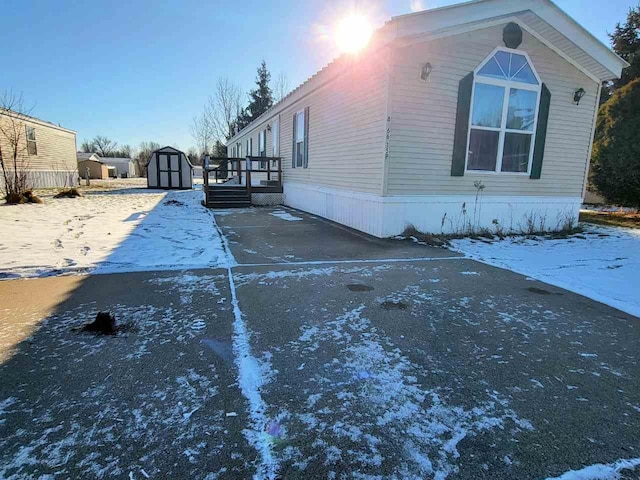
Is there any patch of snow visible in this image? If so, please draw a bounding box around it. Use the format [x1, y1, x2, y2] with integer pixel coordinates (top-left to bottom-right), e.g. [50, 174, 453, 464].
[582, 205, 637, 213]
[545, 458, 640, 480]
[269, 209, 303, 222]
[226, 264, 278, 478]
[450, 225, 640, 318]
[0, 189, 230, 279]
[284, 304, 534, 478]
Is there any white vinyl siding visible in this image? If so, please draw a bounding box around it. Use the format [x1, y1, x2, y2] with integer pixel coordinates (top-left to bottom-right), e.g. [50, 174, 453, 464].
[386, 24, 598, 197]
[0, 113, 76, 174]
[228, 49, 388, 194]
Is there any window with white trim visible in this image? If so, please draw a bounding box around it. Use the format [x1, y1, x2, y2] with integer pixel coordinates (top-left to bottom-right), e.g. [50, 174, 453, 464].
[466, 48, 540, 174]
[272, 119, 279, 156]
[25, 126, 37, 156]
[258, 130, 266, 157]
[294, 110, 305, 168]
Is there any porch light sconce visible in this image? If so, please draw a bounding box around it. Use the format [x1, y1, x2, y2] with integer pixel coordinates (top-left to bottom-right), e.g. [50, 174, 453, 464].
[267, 124, 272, 132]
[573, 87, 586, 105]
[420, 62, 433, 82]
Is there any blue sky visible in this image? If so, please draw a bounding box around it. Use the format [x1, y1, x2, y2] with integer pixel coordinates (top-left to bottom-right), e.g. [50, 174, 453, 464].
[1, 0, 636, 151]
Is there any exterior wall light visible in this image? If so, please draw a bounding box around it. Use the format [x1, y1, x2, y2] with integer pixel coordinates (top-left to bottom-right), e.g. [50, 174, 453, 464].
[574, 87, 586, 105]
[420, 62, 433, 82]
[267, 124, 272, 132]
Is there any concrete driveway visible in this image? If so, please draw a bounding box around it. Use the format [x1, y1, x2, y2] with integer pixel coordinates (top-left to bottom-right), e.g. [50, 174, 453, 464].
[1, 206, 639, 479]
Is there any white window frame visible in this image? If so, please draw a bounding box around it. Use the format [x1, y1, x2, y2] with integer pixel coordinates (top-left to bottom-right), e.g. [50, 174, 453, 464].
[294, 109, 305, 168]
[25, 125, 37, 156]
[272, 118, 279, 156]
[464, 47, 542, 176]
[258, 130, 266, 157]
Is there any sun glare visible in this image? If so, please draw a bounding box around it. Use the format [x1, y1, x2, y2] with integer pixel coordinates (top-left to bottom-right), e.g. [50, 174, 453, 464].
[335, 14, 373, 54]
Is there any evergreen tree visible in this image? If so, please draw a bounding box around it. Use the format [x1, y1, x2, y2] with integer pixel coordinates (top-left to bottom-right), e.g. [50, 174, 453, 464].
[213, 140, 227, 158]
[236, 61, 274, 130]
[591, 78, 640, 207]
[601, 6, 640, 102]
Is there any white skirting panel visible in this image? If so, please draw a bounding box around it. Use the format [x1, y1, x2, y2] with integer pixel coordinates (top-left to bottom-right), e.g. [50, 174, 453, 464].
[0, 170, 78, 190]
[284, 182, 582, 238]
[284, 182, 385, 236]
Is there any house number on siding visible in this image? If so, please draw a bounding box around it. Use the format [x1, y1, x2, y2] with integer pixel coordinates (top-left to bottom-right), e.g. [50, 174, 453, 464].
[384, 116, 391, 161]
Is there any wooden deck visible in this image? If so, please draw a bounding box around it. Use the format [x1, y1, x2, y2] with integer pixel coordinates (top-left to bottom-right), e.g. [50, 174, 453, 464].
[203, 156, 283, 208]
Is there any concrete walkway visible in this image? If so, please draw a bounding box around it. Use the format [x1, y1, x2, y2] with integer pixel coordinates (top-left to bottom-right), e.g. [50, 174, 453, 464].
[0, 206, 639, 479]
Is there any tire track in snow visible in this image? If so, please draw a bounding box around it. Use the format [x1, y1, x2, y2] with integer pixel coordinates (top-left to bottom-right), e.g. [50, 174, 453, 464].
[213, 214, 279, 479]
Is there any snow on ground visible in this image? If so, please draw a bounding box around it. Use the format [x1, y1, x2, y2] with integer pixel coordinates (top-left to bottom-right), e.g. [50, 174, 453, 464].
[545, 458, 640, 480]
[269, 209, 303, 222]
[0, 187, 229, 279]
[450, 225, 640, 318]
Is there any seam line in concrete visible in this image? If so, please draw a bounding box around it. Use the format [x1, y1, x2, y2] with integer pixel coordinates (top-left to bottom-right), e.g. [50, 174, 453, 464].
[234, 256, 464, 269]
[213, 214, 279, 479]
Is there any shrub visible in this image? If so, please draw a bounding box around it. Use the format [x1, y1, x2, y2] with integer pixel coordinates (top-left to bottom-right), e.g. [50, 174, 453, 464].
[591, 78, 640, 208]
[5, 190, 42, 204]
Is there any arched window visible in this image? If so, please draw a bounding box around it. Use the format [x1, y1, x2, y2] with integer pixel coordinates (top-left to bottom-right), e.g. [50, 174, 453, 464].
[466, 48, 541, 174]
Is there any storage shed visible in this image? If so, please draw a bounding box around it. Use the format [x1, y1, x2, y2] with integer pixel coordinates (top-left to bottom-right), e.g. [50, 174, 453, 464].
[147, 146, 193, 189]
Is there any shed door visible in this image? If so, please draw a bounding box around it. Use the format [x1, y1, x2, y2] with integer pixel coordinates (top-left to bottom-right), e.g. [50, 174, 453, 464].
[158, 154, 169, 187]
[158, 153, 182, 188]
[170, 154, 181, 188]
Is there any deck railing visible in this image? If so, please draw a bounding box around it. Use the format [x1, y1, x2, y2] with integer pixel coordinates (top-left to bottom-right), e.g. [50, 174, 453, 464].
[203, 156, 282, 205]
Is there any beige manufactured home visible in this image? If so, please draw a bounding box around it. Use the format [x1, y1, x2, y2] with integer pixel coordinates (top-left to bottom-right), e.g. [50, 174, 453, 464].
[0, 109, 77, 189]
[225, 0, 627, 237]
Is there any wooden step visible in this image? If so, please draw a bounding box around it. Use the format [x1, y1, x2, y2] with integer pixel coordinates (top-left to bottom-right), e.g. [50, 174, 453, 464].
[207, 201, 251, 209]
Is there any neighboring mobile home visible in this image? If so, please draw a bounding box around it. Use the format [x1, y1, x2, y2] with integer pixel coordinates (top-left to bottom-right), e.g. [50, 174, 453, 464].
[100, 157, 136, 178]
[0, 109, 77, 189]
[224, 0, 627, 237]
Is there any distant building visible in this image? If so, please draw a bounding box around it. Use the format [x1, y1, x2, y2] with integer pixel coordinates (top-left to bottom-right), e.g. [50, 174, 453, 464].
[77, 153, 109, 179]
[0, 108, 77, 188]
[100, 157, 136, 178]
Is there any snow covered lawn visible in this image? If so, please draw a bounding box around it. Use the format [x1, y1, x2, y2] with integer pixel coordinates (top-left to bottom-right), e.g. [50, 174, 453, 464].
[0, 188, 228, 279]
[450, 225, 640, 318]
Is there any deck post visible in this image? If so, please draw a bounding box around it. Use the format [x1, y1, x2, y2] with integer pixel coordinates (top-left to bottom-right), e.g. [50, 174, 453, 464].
[246, 158, 252, 201]
[277, 157, 282, 186]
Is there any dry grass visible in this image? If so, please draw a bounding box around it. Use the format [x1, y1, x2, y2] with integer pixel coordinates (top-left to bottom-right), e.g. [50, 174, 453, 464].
[580, 210, 640, 229]
[53, 188, 83, 199]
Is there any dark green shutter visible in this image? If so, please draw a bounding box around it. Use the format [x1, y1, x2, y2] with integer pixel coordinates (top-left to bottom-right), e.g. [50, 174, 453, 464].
[530, 83, 551, 179]
[303, 107, 310, 168]
[451, 72, 474, 176]
[292, 113, 297, 168]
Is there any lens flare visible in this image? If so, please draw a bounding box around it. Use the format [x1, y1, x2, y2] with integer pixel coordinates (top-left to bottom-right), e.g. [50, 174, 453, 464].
[335, 14, 373, 54]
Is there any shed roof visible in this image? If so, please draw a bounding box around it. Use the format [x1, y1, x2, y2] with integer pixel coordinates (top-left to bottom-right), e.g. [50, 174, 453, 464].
[146, 146, 194, 168]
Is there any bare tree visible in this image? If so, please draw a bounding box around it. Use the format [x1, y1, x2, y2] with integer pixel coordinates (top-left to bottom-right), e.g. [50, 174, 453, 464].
[135, 141, 161, 176]
[80, 139, 94, 153]
[191, 112, 214, 156]
[186, 146, 202, 166]
[192, 77, 243, 152]
[273, 72, 291, 103]
[91, 135, 118, 157]
[0, 91, 34, 202]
